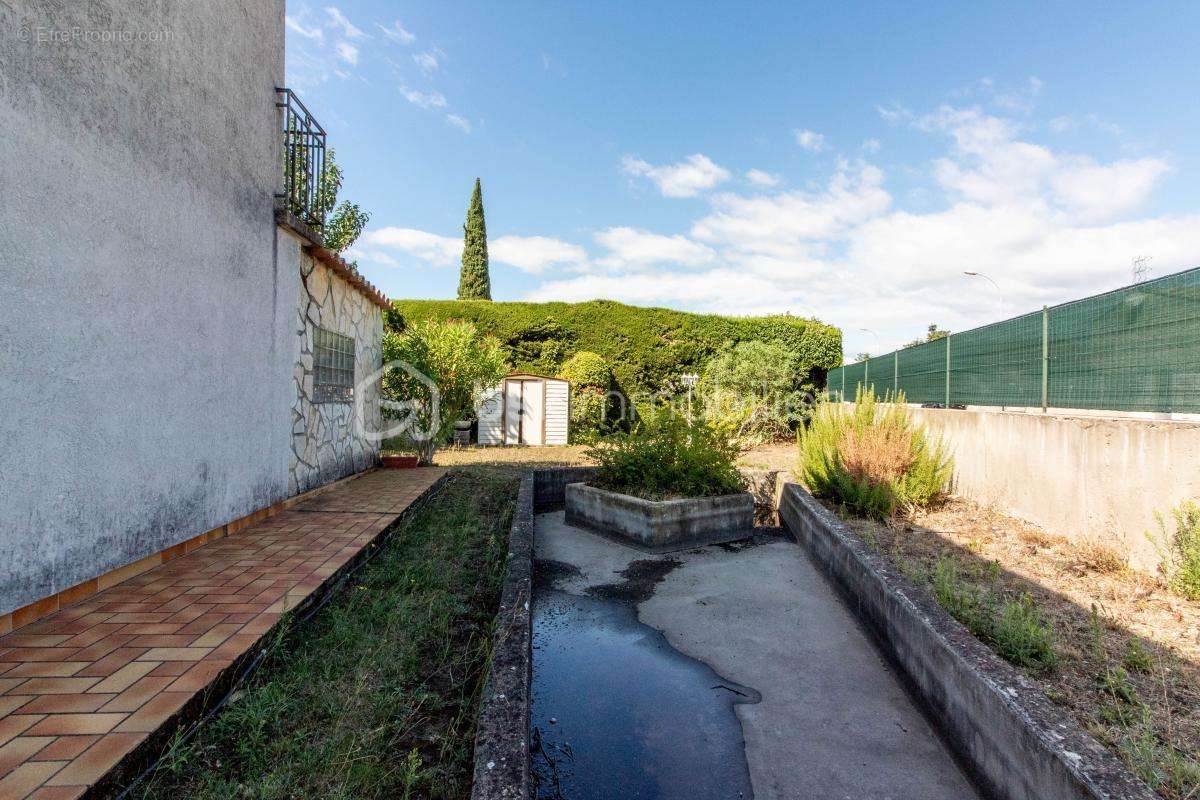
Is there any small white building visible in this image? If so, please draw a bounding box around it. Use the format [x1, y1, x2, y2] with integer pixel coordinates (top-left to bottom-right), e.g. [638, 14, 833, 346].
[478, 373, 570, 445]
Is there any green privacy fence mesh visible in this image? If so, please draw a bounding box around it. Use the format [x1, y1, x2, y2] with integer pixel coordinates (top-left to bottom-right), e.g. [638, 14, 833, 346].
[827, 266, 1200, 413]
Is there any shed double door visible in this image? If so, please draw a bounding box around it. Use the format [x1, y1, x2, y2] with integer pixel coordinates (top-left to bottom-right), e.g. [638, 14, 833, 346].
[504, 379, 544, 445]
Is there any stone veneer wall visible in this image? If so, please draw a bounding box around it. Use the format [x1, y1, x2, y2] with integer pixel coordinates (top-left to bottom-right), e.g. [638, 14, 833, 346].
[290, 250, 384, 494]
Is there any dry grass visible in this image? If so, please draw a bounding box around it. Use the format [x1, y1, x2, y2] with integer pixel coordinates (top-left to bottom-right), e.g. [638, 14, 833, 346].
[839, 498, 1200, 799]
[432, 444, 593, 472]
[431, 443, 795, 472]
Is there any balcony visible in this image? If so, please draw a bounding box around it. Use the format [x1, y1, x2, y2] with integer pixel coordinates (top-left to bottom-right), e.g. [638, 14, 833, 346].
[275, 87, 327, 245]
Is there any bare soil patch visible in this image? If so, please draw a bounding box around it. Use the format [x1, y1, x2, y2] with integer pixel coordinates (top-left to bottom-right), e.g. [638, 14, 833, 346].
[838, 497, 1200, 799]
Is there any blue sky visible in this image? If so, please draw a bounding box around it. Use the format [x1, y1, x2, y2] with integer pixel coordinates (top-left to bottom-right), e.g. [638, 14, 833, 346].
[285, 2, 1200, 358]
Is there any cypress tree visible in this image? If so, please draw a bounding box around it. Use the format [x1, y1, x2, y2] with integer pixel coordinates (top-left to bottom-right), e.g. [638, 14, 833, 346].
[457, 178, 492, 300]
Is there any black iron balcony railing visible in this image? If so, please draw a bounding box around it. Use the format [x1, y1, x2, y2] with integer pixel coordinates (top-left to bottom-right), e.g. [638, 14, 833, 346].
[275, 87, 327, 231]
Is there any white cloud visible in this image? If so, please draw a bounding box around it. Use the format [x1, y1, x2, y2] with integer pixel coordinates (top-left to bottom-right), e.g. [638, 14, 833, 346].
[692, 163, 891, 258]
[526, 268, 784, 311]
[920, 105, 1169, 222]
[1049, 116, 1075, 133]
[1050, 157, 1170, 221]
[745, 169, 781, 188]
[593, 227, 715, 270]
[286, 16, 323, 41]
[377, 20, 415, 45]
[621, 153, 731, 198]
[793, 129, 826, 152]
[445, 113, 472, 133]
[324, 6, 365, 38]
[399, 85, 447, 109]
[492, 236, 587, 274]
[861, 138, 881, 153]
[360, 228, 461, 267]
[517, 100, 1192, 360]
[413, 51, 439, 74]
[335, 41, 359, 66]
[345, 247, 400, 268]
[990, 76, 1043, 113]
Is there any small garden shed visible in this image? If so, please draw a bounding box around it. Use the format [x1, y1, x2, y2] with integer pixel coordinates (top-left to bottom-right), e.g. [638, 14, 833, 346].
[478, 373, 570, 446]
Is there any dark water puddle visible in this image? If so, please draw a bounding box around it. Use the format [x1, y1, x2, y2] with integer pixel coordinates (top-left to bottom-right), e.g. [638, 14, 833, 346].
[531, 587, 759, 800]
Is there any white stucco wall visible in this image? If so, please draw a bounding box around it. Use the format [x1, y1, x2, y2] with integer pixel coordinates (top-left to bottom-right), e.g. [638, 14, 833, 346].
[908, 407, 1200, 572]
[288, 242, 384, 494]
[0, 1, 293, 615]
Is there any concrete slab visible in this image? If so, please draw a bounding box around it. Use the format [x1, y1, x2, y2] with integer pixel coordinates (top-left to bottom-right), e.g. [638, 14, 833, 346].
[534, 510, 982, 800]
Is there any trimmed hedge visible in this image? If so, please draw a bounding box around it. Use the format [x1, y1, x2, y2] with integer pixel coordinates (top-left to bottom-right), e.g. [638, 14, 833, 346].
[388, 299, 842, 397]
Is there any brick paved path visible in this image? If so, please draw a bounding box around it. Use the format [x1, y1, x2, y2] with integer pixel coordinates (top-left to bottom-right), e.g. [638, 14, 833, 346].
[0, 467, 445, 799]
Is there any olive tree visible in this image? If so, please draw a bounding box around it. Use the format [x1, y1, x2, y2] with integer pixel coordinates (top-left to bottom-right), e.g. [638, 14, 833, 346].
[381, 319, 507, 465]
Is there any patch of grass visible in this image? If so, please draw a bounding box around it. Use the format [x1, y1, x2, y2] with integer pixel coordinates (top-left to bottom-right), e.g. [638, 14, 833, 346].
[929, 558, 1058, 673]
[132, 467, 517, 800]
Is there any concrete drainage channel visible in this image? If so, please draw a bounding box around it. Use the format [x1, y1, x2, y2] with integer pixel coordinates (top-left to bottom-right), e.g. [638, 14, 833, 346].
[471, 468, 1155, 800]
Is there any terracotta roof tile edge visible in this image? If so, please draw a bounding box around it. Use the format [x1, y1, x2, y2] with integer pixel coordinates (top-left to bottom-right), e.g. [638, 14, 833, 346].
[307, 244, 392, 312]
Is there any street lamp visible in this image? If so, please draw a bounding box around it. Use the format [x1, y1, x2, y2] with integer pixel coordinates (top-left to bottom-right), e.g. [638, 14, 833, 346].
[963, 271, 1005, 318]
[681, 373, 699, 418]
[858, 328, 880, 358]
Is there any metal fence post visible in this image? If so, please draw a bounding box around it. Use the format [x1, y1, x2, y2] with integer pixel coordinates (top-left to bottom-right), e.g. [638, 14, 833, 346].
[894, 351, 899, 400]
[944, 334, 952, 408]
[864, 359, 869, 397]
[1041, 305, 1049, 413]
[841, 367, 845, 403]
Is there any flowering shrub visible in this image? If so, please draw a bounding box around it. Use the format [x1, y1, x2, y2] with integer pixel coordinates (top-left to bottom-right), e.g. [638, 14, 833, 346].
[798, 388, 950, 518]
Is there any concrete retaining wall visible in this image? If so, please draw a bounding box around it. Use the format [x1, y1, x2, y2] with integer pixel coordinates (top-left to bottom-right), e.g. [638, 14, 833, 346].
[907, 407, 1200, 571]
[532, 466, 597, 508]
[565, 483, 754, 551]
[779, 482, 1155, 800]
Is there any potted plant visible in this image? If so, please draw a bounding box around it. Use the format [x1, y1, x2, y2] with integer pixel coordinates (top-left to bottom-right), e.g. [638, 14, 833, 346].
[380, 453, 420, 469]
[565, 410, 754, 550]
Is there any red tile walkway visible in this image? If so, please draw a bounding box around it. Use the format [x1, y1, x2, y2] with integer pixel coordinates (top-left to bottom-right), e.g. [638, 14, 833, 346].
[0, 467, 446, 799]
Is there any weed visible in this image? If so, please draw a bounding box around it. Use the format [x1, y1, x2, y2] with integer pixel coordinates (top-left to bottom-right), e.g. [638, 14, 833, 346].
[1123, 639, 1154, 674]
[991, 593, 1059, 672]
[929, 559, 1057, 673]
[1118, 707, 1200, 799]
[1100, 665, 1141, 706]
[930, 558, 988, 636]
[1152, 500, 1200, 600]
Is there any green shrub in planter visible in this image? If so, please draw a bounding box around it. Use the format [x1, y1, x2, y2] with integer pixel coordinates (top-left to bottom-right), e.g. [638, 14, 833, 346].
[586, 410, 745, 501]
[798, 388, 950, 518]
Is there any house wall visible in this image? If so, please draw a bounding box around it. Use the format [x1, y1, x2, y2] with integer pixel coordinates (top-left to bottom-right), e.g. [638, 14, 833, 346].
[0, 1, 293, 616]
[288, 241, 384, 494]
[908, 407, 1200, 572]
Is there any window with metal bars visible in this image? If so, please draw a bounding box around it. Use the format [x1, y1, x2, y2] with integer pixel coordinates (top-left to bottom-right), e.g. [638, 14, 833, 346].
[313, 328, 355, 403]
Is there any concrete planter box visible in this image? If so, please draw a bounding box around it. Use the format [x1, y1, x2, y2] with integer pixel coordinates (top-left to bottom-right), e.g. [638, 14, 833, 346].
[564, 482, 754, 551]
